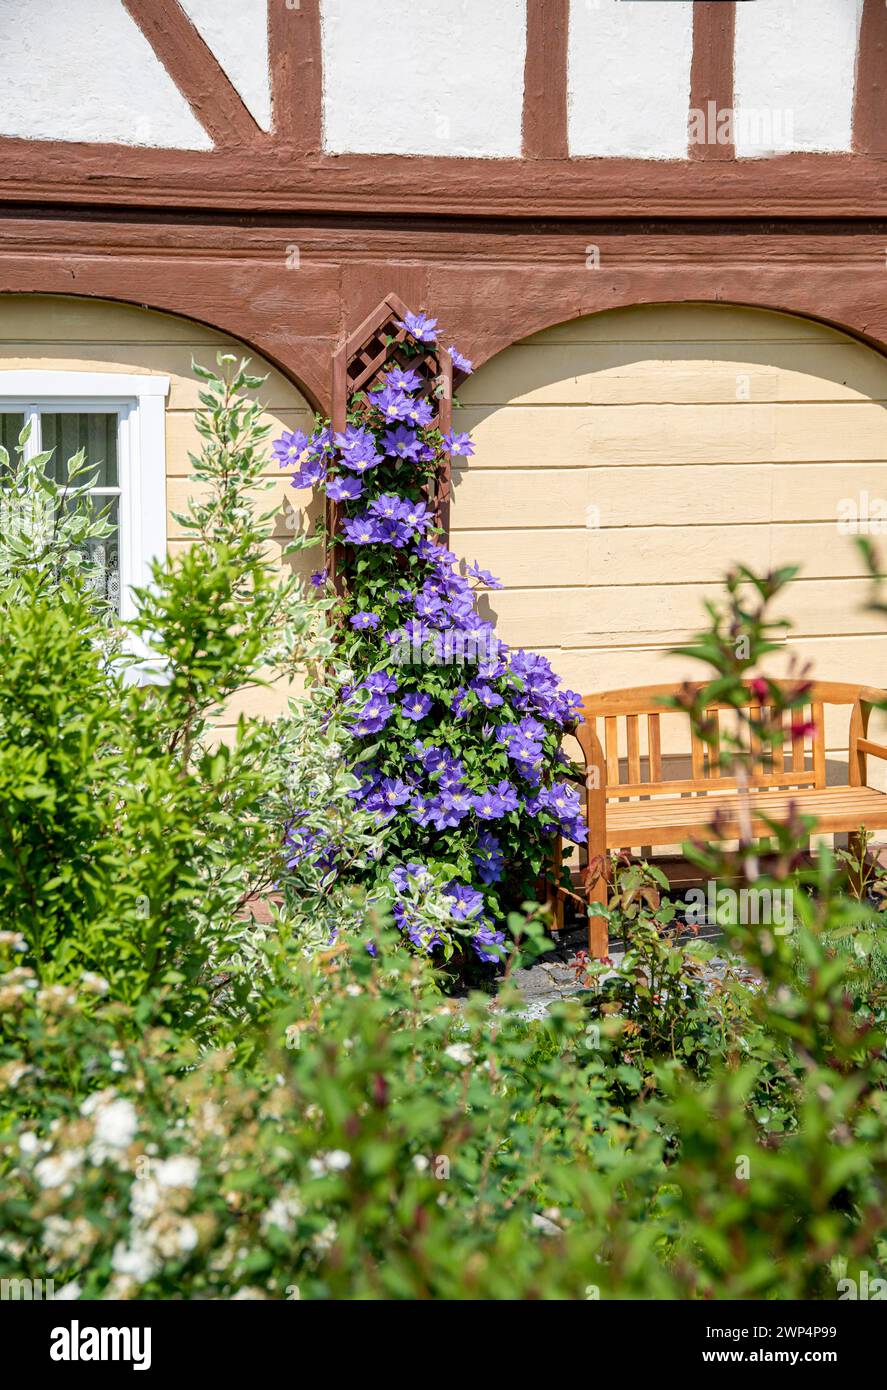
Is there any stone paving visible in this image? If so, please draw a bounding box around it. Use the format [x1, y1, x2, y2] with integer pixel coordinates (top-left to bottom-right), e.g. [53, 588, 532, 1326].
[512, 921, 745, 1019]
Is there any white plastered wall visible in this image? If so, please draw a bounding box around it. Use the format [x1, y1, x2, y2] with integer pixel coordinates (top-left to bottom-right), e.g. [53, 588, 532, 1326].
[733, 0, 863, 156]
[321, 0, 526, 157]
[0, 0, 213, 148]
[567, 0, 693, 159]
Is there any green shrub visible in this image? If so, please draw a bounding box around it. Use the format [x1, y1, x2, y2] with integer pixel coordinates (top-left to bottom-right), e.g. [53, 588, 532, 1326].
[0, 357, 388, 1043]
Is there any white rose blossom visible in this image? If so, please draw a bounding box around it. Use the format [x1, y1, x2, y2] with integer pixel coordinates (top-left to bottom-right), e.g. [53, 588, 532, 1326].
[34, 1149, 84, 1190]
[155, 1155, 200, 1189]
[89, 1098, 139, 1161]
[308, 1149, 351, 1177]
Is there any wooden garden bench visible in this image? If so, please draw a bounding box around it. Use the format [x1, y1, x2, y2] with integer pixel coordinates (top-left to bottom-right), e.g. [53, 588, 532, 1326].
[553, 681, 887, 958]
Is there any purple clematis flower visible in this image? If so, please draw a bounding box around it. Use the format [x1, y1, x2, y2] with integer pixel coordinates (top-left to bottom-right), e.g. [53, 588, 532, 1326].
[371, 384, 413, 422]
[473, 831, 505, 885]
[341, 451, 382, 476]
[379, 777, 412, 808]
[494, 780, 519, 813]
[309, 568, 329, 589]
[444, 881, 484, 921]
[273, 429, 310, 467]
[473, 684, 504, 710]
[472, 924, 506, 963]
[390, 862, 433, 894]
[428, 798, 466, 830]
[421, 747, 446, 775]
[291, 454, 327, 490]
[435, 755, 466, 788]
[477, 656, 507, 680]
[472, 790, 505, 820]
[450, 687, 471, 719]
[403, 396, 434, 428]
[363, 670, 399, 694]
[396, 311, 438, 343]
[343, 516, 380, 545]
[369, 493, 409, 523]
[311, 425, 336, 455]
[447, 345, 473, 375]
[517, 715, 547, 741]
[508, 734, 543, 765]
[386, 366, 424, 392]
[401, 692, 432, 721]
[414, 590, 444, 619]
[350, 611, 380, 631]
[335, 425, 382, 473]
[467, 561, 504, 590]
[326, 474, 363, 502]
[346, 693, 393, 737]
[441, 430, 474, 458]
[407, 793, 433, 826]
[417, 538, 458, 565]
[382, 425, 424, 461]
[441, 787, 473, 817]
[399, 911, 444, 954]
[402, 499, 431, 532]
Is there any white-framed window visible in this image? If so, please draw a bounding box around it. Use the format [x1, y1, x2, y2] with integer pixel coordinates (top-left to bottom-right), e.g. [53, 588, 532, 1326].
[0, 371, 169, 621]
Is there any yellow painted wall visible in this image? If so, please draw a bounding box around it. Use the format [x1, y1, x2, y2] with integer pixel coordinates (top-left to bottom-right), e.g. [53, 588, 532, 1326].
[7, 296, 887, 777]
[452, 303, 887, 782]
[0, 294, 316, 733]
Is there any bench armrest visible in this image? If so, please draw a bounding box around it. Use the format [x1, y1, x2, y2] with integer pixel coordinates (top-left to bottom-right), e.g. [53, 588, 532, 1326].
[857, 738, 887, 762]
[850, 692, 887, 785]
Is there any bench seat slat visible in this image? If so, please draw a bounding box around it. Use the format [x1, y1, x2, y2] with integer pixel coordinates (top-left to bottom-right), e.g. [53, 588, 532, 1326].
[608, 770, 817, 798]
[604, 784, 887, 848]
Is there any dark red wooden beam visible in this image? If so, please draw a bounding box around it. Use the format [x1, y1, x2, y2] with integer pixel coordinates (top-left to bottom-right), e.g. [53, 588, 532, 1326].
[122, 0, 264, 148]
[689, 1, 736, 161]
[269, 0, 323, 153]
[854, 0, 887, 155]
[523, 0, 569, 160]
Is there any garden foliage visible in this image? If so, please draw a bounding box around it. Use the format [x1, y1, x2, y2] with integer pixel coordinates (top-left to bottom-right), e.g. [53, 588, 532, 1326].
[0, 355, 886, 1301]
[0, 357, 381, 1041]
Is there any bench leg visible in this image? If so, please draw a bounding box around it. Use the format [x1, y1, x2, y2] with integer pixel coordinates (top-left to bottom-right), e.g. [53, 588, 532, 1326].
[587, 877, 609, 959]
[547, 835, 565, 932]
[585, 847, 610, 958]
[586, 779, 609, 958]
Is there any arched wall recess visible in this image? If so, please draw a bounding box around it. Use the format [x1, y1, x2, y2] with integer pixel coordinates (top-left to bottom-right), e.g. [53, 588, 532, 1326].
[447, 302, 887, 787]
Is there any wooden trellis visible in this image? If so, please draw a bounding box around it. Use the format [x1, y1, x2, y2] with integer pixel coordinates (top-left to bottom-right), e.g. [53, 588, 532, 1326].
[327, 292, 468, 583]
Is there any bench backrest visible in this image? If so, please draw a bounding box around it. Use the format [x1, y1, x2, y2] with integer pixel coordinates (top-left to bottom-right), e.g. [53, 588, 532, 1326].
[576, 681, 882, 801]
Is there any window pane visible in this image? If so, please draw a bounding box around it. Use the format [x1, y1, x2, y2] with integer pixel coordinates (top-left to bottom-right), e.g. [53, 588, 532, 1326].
[41, 412, 118, 488]
[78, 496, 120, 610]
[0, 412, 24, 461]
